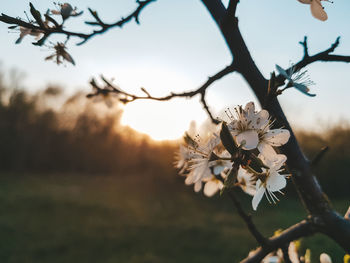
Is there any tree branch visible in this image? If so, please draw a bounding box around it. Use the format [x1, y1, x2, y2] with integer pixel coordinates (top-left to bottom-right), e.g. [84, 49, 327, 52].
[87, 63, 237, 124]
[201, 0, 350, 252]
[240, 220, 314, 263]
[0, 0, 155, 46]
[277, 36, 350, 83]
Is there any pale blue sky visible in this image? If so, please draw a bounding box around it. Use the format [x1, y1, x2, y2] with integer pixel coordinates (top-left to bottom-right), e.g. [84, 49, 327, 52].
[1, 0, 350, 139]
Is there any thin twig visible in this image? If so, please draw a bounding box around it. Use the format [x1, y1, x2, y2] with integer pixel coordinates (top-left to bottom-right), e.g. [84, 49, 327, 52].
[88, 63, 236, 123]
[277, 36, 350, 84]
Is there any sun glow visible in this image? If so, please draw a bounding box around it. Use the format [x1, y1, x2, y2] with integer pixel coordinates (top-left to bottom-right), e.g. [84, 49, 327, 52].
[114, 66, 208, 141]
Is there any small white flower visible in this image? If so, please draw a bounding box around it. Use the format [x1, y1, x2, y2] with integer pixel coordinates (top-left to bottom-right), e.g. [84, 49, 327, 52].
[227, 102, 269, 150]
[226, 102, 290, 158]
[252, 154, 288, 210]
[184, 134, 232, 193]
[51, 3, 83, 20]
[276, 64, 315, 97]
[320, 253, 332, 263]
[297, 0, 330, 21]
[175, 145, 193, 174]
[237, 166, 256, 196]
[45, 42, 75, 65]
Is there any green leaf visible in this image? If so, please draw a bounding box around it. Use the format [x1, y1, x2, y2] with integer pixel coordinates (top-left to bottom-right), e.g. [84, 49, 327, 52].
[219, 122, 237, 156]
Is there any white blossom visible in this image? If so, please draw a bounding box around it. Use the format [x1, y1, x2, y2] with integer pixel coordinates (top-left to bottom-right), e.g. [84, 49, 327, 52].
[183, 134, 232, 193]
[252, 154, 289, 210]
[276, 64, 315, 96]
[226, 102, 290, 158]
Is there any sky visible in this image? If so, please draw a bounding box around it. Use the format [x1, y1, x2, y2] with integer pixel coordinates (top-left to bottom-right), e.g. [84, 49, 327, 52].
[0, 0, 350, 140]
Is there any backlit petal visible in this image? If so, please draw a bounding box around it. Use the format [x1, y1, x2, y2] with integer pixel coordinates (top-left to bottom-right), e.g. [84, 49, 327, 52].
[264, 129, 290, 146]
[252, 181, 265, 210]
[310, 0, 328, 21]
[267, 174, 286, 192]
[236, 130, 259, 150]
[204, 180, 221, 197]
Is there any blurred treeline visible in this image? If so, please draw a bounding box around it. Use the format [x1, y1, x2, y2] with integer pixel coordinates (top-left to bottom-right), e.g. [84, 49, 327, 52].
[296, 126, 350, 198]
[0, 70, 348, 197]
[0, 71, 176, 176]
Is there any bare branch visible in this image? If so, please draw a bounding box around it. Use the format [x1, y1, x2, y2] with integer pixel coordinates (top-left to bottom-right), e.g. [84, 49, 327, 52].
[226, 0, 239, 21]
[299, 36, 309, 58]
[278, 36, 350, 83]
[0, 0, 155, 46]
[87, 63, 236, 123]
[240, 220, 314, 263]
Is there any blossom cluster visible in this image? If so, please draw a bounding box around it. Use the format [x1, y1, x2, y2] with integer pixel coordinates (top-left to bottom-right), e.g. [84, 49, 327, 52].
[175, 102, 291, 210]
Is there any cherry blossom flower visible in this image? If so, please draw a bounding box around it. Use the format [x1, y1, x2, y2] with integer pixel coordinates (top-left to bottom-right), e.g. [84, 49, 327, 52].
[226, 102, 290, 157]
[45, 42, 75, 65]
[51, 3, 83, 21]
[276, 64, 316, 97]
[237, 166, 256, 196]
[175, 145, 191, 174]
[252, 154, 289, 210]
[297, 0, 330, 21]
[320, 253, 332, 263]
[183, 134, 232, 193]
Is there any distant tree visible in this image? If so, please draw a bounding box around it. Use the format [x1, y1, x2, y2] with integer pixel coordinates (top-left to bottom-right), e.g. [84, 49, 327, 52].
[1, 1, 350, 262]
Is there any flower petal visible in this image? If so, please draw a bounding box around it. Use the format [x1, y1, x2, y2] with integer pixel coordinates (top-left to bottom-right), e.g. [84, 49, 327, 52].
[258, 142, 276, 158]
[320, 253, 332, 263]
[194, 180, 202, 192]
[294, 83, 316, 97]
[264, 129, 290, 146]
[310, 0, 328, 21]
[204, 180, 221, 197]
[276, 64, 290, 80]
[244, 101, 255, 116]
[236, 130, 259, 150]
[252, 181, 265, 210]
[267, 173, 286, 192]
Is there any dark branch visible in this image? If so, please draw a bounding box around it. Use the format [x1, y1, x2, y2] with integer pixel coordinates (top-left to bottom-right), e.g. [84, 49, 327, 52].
[87, 63, 236, 123]
[277, 36, 350, 83]
[227, 189, 268, 247]
[240, 220, 314, 263]
[226, 0, 239, 21]
[0, 0, 155, 46]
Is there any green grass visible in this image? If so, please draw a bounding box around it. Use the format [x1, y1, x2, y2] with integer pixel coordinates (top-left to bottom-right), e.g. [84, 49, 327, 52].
[0, 173, 347, 263]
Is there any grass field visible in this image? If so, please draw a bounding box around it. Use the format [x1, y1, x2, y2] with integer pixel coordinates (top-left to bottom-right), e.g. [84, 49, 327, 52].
[0, 173, 347, 263]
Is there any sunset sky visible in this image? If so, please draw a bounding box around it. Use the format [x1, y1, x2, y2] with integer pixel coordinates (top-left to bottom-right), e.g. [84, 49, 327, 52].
[1, 0, 350, 140]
